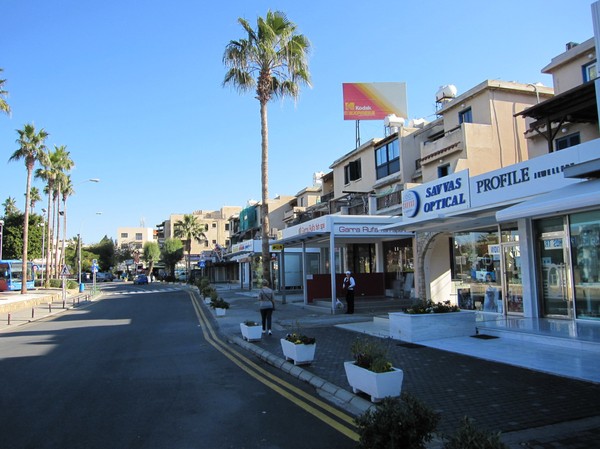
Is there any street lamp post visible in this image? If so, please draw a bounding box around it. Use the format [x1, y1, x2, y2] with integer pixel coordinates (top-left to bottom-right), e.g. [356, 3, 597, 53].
[39, 221, 46, 286]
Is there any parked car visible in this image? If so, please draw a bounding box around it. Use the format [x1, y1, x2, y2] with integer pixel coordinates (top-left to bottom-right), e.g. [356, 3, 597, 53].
[133, 274, 148, 285]
[96, 272, 114, 282]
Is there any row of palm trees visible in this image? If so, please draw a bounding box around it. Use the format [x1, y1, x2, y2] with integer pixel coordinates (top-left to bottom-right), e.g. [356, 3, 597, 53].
[2, 71, 79, 293]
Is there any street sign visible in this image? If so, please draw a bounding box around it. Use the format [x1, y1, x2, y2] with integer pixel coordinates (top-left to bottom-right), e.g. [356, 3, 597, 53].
[61, 265, 71, 277]
[272, 244, 284, 251]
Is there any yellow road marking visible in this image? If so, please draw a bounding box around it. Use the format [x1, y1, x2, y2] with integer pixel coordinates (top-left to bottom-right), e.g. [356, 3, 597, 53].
[188, 291, 360, 441]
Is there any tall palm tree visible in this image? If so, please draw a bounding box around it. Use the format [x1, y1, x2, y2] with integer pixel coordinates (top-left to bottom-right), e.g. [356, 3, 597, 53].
[174, 214, 207, 278]
[50, 147, 74, 276]
[59, 175, 74, 270]
[35, 158, 56, 286]
[0, 68, 10, 116]
[223, 10, 311, 283]
[2, 196, 19, 216]
[28, 186, 41, 214]
[8, 123, 49, 293]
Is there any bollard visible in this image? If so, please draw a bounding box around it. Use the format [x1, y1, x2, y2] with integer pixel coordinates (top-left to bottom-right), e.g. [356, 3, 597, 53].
[62, 300, 66, 309]
[49, 303, 52, 313]
[7, 313, 11, 325]
[32, 308, 35, 319]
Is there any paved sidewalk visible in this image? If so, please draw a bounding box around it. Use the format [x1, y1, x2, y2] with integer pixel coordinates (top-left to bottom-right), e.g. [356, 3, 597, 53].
[208, 285, 600, 449]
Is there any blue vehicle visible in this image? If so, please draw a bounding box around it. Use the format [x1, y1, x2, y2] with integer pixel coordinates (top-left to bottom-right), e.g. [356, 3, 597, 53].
[133, 274, 148, 285]
[0, 260, 35, 292]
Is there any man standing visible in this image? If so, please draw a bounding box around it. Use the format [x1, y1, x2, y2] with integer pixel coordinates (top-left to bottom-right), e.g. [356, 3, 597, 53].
[342, 271, 355, 314]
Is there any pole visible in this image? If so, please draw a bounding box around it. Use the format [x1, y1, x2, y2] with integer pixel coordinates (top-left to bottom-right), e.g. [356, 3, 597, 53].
[0, 219, 4, 260]
[41, 222, 45, 287]
[77, 234, 82, 284]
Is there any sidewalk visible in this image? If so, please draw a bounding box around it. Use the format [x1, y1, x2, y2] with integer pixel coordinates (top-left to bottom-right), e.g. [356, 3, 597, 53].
[209, 285, 600, 449]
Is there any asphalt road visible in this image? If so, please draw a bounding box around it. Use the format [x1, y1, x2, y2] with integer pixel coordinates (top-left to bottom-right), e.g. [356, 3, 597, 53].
[0, 283, 357, 449]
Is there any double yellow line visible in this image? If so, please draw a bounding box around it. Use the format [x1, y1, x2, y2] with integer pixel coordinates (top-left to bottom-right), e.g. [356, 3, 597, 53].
[189, 291, 360, 441]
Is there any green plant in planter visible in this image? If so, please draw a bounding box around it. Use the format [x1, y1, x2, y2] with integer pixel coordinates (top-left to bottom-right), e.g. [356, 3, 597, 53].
[201, 284, 215, 300]
[355, 393, 440, 449]
[243, 320, 260, 326]
[350, 337, 393, 373]
[443, 417, 508, 449]
[210, 296, 230, 310]
[284, 333, 316, 345]
[404, 299, 460, 314]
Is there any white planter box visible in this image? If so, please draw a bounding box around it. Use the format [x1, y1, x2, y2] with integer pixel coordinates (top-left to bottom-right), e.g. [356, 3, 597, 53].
[280, 339, 316, 365]
[388, 311, 476, 342]
[204, 298, 211, 305]
[240, 323, 262, 342]
[214, 307, 226, 317]
[343, 361, 403, 403]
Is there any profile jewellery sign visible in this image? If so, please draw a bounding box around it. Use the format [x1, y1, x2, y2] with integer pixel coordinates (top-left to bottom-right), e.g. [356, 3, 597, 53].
[401, 171, 471, 224]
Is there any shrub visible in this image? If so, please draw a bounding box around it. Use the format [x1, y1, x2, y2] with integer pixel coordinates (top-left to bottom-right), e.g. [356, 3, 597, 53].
[443, 417, 508, 449]
[210, 297, 230, 310]
[356, 393, 440, 449]
[404, 299, 460, 314]
[284, 333, 316, 345]
[350, 337, 393, 373]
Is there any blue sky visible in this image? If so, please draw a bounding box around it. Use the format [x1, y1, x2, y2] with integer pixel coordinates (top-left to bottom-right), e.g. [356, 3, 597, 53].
[1, 0, 594, 244]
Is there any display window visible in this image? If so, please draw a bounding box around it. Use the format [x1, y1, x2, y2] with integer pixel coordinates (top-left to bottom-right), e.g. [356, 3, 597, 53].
[570, 210, 600, 320]
[451, 230, 501, 311]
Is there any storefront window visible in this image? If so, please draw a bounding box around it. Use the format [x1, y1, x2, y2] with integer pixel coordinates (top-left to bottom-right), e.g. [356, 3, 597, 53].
[570, 211, 600, 320]
[451, 230, 501, 311]
[383, 240, 414, 295]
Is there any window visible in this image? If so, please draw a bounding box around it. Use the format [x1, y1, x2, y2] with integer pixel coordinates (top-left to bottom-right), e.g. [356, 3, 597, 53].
[555, 132, 580, 151]
[212, 239, 217, 245]
[375, 139, 400, 180]
[135, 233, 143, 240]
[438, 164, 450, 178]
[344, 159, 362, 184]
[121, 232, 128, 238]
[225, 223, 230, 231]
[583, 61, 597, 82]
[458, 107, 473, 124]
[212, 223, 217, 228]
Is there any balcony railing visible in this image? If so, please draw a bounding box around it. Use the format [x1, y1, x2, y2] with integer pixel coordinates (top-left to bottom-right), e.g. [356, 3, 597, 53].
[376, 191, 402, 211]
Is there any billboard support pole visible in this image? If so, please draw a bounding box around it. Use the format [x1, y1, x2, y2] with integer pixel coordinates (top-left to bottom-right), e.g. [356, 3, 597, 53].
[355, 120, 361, 148]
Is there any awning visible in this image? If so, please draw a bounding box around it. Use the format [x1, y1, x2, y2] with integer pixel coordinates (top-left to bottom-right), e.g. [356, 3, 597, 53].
[496, 178, 599, 222]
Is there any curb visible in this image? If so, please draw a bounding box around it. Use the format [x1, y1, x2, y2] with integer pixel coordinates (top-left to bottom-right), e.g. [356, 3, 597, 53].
[224, 332, 376, 417]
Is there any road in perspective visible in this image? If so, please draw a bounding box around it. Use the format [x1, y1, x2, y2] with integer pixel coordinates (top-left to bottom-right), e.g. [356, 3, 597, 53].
[0, 283, 355, 449]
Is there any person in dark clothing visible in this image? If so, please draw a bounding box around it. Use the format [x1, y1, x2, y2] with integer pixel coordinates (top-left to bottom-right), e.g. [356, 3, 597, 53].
[342, 271, 355, 314]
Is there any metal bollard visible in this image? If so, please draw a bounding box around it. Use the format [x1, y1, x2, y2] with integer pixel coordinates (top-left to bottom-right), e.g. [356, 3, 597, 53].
[62, 300, 66, 309]
[32, 308, 35, 319]
[7, 313, 10, 325]
[49, 303, 52, 313]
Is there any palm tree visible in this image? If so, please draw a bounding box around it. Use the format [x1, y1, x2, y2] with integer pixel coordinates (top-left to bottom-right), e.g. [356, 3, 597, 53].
[50, 147, 74, 276]
[223, 10, 311, 283]
[0, 68, 10, 116]
[59, 175, 74, 270]
[174, 214, 207, 278]
[8, 123, 49, 293]
[2, 196, 19, 216]
[28, 186, 41, 214]
[35, 158, 56, 286]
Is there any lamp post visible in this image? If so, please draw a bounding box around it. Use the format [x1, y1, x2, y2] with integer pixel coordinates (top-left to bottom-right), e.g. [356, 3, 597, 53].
[0, 219, 4, 260]
[77, 212, 102, 288]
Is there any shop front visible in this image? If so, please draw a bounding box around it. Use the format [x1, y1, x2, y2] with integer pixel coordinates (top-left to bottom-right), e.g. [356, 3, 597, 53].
[391, 140, 600, 324]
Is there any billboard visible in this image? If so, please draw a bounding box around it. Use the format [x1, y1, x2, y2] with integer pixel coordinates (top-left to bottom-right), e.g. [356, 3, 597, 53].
[343, 82, 408, 121]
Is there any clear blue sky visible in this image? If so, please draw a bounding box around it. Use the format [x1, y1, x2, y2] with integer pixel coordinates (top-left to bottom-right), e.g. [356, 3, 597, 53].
[1, 0, 594, 244]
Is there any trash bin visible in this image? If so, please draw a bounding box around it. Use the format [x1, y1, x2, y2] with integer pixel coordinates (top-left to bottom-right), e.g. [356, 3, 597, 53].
[79, 283, 85, 293]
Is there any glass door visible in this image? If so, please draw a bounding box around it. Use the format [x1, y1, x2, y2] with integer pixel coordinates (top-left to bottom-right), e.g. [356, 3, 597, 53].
[539, 231, 573, 318]
[503, 243, 523, 314]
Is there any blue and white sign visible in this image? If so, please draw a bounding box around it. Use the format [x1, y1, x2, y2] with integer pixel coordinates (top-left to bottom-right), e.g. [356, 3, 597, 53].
[401, 171, 470, 223]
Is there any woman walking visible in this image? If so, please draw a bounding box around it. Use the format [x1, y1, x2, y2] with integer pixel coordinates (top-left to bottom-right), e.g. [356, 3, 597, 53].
[258, 279, 275, 335]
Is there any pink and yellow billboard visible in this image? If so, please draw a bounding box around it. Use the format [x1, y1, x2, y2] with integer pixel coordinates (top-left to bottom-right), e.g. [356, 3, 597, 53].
[342, 82, 408, 121]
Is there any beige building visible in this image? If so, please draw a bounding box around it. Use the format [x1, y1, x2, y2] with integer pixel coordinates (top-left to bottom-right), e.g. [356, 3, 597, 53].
[163, 206, 241, 257]
[116, 227, 155, 251]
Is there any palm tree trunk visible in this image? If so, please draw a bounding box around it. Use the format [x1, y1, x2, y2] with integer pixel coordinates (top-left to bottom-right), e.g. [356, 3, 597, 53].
[260, 100, 271, 285]
[44, 188, 52, 287]
[53, 188, 61, 278]
[21, 166, 33, 294]
[60, 197, 68, 270]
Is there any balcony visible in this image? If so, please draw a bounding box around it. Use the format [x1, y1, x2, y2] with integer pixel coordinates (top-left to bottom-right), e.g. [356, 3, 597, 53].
[376, 191, 402, 211]
[421, 126, 464, 165]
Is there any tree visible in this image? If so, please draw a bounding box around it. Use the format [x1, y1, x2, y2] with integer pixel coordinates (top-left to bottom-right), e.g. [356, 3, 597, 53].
[174, 214, 207, 277]
[59, 175, 74, 270]
[223, 10, 311, 284]
[0, 213, 44, 260]
[9, 123, 49, 293]
[0, 68, 10, 116]
[2, 196, 19, 216]
[161, 238, 184, 278]
[49, 146, 74, 277]
[88, 236, 115, 272]
[142, 241, 160, 280]
[28, 186, 41, 214]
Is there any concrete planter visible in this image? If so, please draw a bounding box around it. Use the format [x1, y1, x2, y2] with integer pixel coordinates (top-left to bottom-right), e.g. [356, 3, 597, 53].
[343, 361, 403, 402]
[214, 307, 227, 317]
[240, 323, 262, 342]
[280, 338, 316, 365]
[388, 310, 476, 342]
